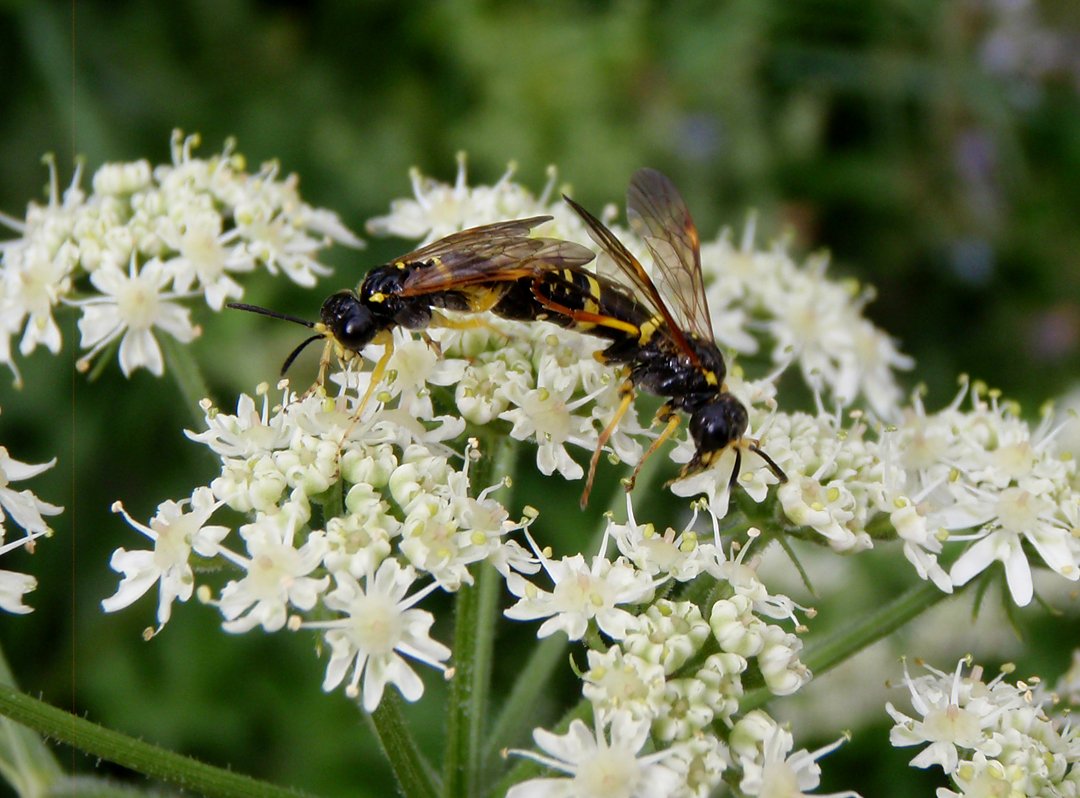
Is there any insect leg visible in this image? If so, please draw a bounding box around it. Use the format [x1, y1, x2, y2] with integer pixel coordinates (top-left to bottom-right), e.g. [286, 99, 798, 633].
[530, 277, 640, 336]
[581, 378, 635, 508]
[626, 405, 681, 492]
[429, 310, 507, 337]
[306, 337, 336, 397]
[355, 335, 396, 419]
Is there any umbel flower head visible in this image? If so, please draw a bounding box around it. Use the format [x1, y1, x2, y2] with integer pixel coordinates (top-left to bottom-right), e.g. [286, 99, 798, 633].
[100, 158, 1080, 798]
[887, 655, 1080, 796]
[105, 380, 529, 708]
[0, 131, 362, 384]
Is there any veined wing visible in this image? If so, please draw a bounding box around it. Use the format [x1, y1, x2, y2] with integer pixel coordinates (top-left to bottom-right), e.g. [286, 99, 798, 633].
[626, 168, 715, 343]
[563, 193, 698, 363]
[395, 217, 595, 296]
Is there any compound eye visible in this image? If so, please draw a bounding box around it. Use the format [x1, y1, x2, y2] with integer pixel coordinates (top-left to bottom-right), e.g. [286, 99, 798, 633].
[321, 292, 374, 352]
[690, 396, 748, 454]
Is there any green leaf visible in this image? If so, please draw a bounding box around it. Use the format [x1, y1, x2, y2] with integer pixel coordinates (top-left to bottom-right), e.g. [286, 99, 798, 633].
[0, 685, 310, 798]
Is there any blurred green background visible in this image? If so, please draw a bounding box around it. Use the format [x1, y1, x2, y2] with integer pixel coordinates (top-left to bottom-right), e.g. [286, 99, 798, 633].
[1, 1, 1078, 796]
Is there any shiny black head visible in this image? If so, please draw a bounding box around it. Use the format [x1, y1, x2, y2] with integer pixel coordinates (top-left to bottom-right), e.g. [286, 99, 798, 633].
[319, 290, 377, 353]
[688, 393, 748, 459]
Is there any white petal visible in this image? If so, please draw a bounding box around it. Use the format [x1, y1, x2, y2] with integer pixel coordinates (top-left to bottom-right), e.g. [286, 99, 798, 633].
[77, 305, 123, 349]
[118, 329, 163, 376]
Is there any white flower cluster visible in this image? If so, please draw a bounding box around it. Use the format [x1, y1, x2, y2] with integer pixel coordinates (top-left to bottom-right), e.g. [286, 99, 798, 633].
[374, 161, 1080, 608]
[97, 160, 1078, 797]
[103, 380, 533, 711]
[0, 415, 62, 614]
[887, 656, 1080, 797]
[507, 708, 860, 798]
[751, 380, 1080, 607]
[505, 507, 835, 797]
[0, 131, 361, 382]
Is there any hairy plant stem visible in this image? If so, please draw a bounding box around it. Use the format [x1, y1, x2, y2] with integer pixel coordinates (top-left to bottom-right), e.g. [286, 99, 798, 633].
[0, 684, 310, 798]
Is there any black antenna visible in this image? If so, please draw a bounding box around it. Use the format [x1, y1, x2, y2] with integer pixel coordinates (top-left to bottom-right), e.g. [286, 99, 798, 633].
[749, 443, 788, 483]
[728, 447, 743, 492]
[280, 334, 326, 376]
[227, 302, 325, 375]
[227, 302, 316, 329]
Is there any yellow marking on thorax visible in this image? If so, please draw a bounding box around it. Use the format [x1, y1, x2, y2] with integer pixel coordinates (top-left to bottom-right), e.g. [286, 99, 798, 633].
[369, 291, 387, 303]
[703, 369, 719, 386]
[638, 315, 664, 345]
[584, 274, 602, 299]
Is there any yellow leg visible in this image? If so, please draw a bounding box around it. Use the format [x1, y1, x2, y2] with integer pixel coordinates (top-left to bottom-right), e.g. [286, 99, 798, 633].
[355, 337, 395, 419]
[296, 338, 336, 400]
[580, 381, 635, 508]
[626, 409, 681, 492]
[430, 311, 506, 335]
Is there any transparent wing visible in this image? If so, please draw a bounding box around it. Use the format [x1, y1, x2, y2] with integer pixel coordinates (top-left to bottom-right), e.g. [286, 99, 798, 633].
[563, 194, 697, 362]
[626, 168, 714, 343]
[394, 217, 594, 296]
[396, 216, 550, 262]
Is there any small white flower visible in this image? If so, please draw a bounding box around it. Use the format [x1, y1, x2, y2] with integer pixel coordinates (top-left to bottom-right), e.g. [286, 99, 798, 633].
[160, 210, 254, 310]
[504, 533, 656, 641]
[185, 385, 294, 458]
[367, 155, 551, 244]
[103, 488, 228, 629]
[710, 595, 768, 658]
[738, 724, 860, 798]
[885, 658, 1021, 774]
[214, 508, 329, 633]
[581, 645, 667, 722]
[622, 600, 711, 675]
[2, 241, 75, 358]
[652, 675, 722, 742]
[0, 439, 58, 609]
[323, 485, 398, 578]
[211, 453, 288, 514]
[777, 475, 863, 552]
[610, 494, 718, 582]
[271, 433, 339, 496]
[669, 734, 731, 798]
[757, 624, 811, 697]
[0, 526, 49, 614]
[506, 711, 687, 798]
[946, 483, 1077, 607]
[74, 254, 198, 377]
[500, 382, 599, 481]
[0, 446, 63, 534]
[380, 334, 468, 417]
[306, 558, 450, 712]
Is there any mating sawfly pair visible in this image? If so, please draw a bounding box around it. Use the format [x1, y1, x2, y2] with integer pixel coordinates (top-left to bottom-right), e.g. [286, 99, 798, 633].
[230, 169, 786, 505]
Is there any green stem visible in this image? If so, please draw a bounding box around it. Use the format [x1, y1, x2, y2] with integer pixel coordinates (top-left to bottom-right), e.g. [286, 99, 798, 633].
[443, 570, 483, 798]
[481, 634, 568, 777]
[444, 435, 516, 798]
[368, 691, 440, 798]
[160, 332, 213, 429]
[0, 685, 309, 798]
[0, 648, 61, 797]
[740, 578, 955, 713]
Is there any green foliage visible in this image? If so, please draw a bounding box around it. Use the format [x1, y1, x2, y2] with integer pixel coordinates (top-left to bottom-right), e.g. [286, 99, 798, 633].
[1, 1, 1078, 796]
